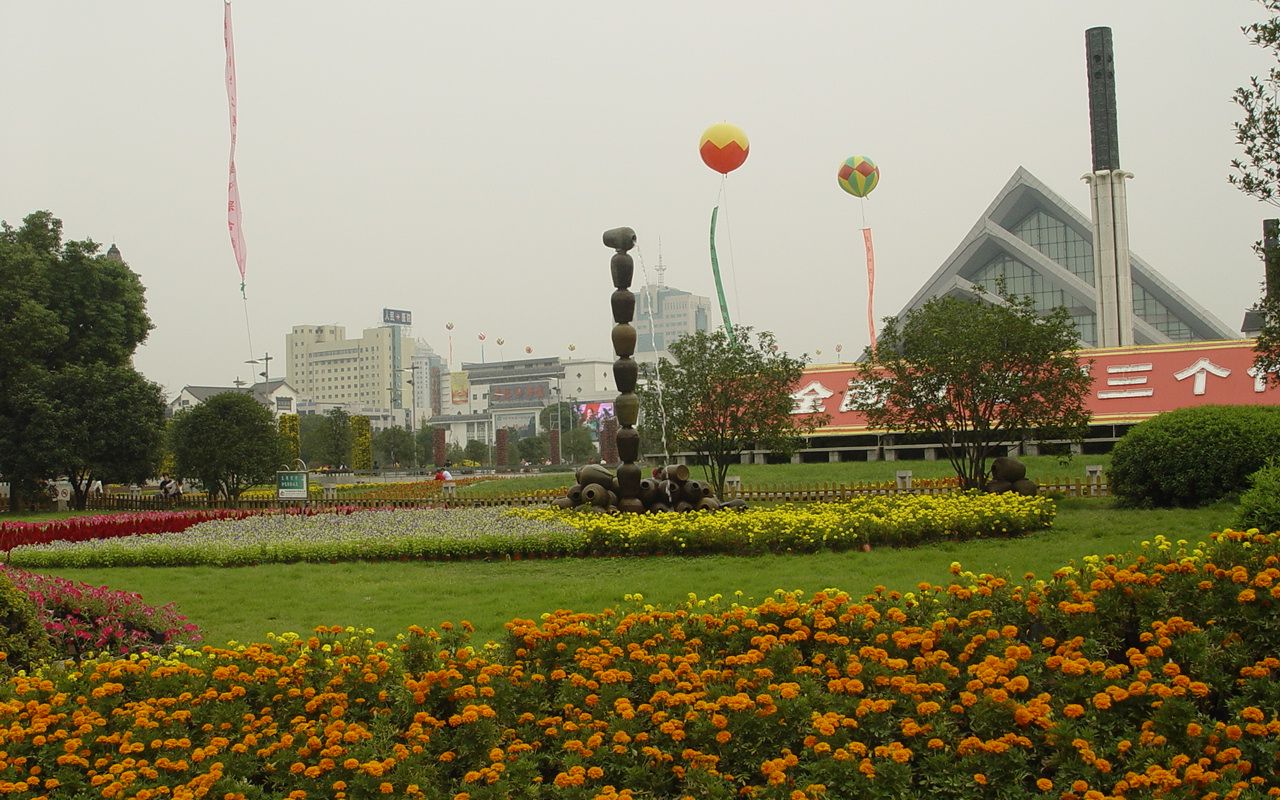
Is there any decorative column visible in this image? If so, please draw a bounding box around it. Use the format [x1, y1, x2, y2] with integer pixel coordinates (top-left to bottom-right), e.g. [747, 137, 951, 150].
[432, 427, 447, 468]
[603, 227, 644, 513]
[495, 428, 509, 467]
[548, 428, 561, 466]
[599, 416, 620, 465]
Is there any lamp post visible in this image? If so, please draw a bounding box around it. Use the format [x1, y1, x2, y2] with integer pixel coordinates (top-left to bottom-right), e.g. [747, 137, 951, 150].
[245, 352, 273, 383]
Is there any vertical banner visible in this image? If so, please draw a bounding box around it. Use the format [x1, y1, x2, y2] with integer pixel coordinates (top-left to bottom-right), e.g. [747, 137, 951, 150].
[224, 2, 247, 288]
[709, 206, 734, 335]
[450, 371, 470, 406]
[863, 227, 876, 350]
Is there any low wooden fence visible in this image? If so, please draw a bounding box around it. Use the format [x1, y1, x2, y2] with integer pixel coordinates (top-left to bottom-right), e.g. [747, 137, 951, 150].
[85, 477, 1108, 513]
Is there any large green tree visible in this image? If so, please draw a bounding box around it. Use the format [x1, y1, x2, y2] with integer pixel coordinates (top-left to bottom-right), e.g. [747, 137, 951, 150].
[0, 211, 159, 510]
[169, 392, 285, 502]
[1231, 0, 1280, 386]
[851, 291, 1092, 489]
[51, 364, 166, 509]
[373, 426, 415, 468]
[639, 327, 820, 497]
[305, 408, 352, 469]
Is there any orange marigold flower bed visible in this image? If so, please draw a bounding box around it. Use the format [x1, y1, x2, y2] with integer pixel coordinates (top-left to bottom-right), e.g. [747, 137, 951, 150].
[2, 529, 1279, 798]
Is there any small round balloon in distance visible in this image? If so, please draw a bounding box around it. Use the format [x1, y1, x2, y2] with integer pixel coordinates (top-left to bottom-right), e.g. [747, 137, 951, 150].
[478, 332, 486, 342]
[838, 155, 880, 198]
[525, 345, 533, 354]
[445, 322, 454, 331]
[699, 122, 750, 175]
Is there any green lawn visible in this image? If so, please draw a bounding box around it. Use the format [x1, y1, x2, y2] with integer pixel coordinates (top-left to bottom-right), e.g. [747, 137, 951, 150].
[0, 510, 104, 523]
[38, 495, 1227, 648]
[459, 454, 1111, 496]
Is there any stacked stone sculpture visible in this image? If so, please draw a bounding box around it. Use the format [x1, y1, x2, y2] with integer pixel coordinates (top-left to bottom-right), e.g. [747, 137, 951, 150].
[552, 462, 747, 513]
[549, 226, 742, 514]
[986, 456, 1039, 495]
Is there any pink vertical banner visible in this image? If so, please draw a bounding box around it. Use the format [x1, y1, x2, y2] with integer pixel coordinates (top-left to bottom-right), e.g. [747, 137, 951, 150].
[863, 227, 876, 350]
[224, 2, 247, 287]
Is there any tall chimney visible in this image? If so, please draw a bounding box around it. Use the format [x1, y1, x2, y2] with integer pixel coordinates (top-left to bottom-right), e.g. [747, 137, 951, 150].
[1083, 26, 1135, 348]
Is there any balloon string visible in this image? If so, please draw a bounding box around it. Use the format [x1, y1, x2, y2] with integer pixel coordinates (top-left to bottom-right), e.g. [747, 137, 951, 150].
[634, 244, 671, 465]
[860, 197, 867, 229]
[721, 175, 743, 327]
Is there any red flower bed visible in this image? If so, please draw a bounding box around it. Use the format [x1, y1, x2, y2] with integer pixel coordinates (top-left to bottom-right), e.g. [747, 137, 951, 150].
[0, 506, 377, 552]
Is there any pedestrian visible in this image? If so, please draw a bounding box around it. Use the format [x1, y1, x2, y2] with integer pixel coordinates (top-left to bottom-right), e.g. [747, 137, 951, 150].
[89, 478, 103, 497]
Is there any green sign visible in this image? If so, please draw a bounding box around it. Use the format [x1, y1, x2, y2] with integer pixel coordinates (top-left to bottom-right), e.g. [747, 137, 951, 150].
[277, 471, 308, 500]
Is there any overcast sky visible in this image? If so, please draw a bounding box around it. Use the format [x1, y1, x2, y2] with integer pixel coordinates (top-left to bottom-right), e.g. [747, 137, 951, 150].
[2, 1, 1273, 397]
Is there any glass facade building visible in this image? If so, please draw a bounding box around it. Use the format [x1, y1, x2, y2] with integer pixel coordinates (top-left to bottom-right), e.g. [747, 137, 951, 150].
[895, 167, 1235, 347]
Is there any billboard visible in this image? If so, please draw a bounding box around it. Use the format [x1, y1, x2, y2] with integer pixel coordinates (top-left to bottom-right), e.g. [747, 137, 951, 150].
[450, 371, 470, 406]
[575, 401, 615, 437]
[490, 381, 550, 407]
[383, 308, 412, 325]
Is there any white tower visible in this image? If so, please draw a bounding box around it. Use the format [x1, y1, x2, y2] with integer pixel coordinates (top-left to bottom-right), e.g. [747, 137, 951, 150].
[1083, 27, 1134, 348]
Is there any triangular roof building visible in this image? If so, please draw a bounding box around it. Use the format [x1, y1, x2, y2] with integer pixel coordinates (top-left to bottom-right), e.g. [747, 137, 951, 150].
[895, 167, 1236, 346]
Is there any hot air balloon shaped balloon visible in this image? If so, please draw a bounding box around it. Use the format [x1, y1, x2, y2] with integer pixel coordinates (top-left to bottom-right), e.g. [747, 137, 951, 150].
[838, 155, 882, 350]
[699, 122, 750, 336]
[699, 123, 750, 175]
[838, 155, 880, 198]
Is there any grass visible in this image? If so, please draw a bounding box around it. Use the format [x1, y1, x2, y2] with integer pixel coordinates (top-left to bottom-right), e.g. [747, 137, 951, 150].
[37, 495, 1229, 648]
[0, 510, 104, 523]
[457, 455, 1112, 496]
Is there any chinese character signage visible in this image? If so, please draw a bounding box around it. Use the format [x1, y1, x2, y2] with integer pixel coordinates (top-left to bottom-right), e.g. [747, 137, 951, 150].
[276, 471, 308, 500]
[789, 340, 1279, 433]
[382, 308, 412, 325]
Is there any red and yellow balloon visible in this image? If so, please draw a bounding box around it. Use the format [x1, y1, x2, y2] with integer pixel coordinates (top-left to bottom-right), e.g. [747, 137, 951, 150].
[699, 123, 749, 175]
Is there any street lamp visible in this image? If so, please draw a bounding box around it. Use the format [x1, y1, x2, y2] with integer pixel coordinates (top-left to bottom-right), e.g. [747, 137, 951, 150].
[245, 352, 273, 382]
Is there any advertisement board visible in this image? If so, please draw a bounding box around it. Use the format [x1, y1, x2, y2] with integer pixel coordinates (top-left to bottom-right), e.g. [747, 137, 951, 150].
[490, 381, 550, 406]
[450, 371, 470, 406]
[575, 401, 615, 437]
[382, 308, 412, 325]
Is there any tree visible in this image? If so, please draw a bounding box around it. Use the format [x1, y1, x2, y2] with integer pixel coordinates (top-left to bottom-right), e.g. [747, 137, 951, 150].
[169, 392, 285, 502]
[464, 439, 489, 465]
[351, 416, 373, 470]
[0, 211, 157, 510]
[539, 401, 580, 432]
[373, 426, 414, 468]
[639, 327, 820, 497]
[851, 291, 1092, 489]
[517, 432, 549, 464]
[560, 427, 598, 465]
[1230, 0, 1280, 386]
[414, 425, 436, 468]
[51, 363, 166, 509]
[278, 414, 301, 467]
[310, 408, 352, 468]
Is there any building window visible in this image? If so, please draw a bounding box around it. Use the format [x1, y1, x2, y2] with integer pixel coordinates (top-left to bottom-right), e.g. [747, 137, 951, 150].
[1010, 210, 1095, 285]
[970, 255, 1067, 311]
[1133, 283, 1193, 341]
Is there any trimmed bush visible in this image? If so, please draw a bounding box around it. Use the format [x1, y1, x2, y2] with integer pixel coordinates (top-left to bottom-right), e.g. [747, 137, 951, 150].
[0, 571, 52, 674]
[1109, 404, 1280, 507]
[1238, 460, 1280, 533]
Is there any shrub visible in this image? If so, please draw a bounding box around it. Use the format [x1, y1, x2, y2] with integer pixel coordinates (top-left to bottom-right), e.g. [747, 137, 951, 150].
[1109, 404, 1280, 506]
[1238, 460, 1280, 533]
[0, 571, 53, 673]
[0, 566, 201, 660]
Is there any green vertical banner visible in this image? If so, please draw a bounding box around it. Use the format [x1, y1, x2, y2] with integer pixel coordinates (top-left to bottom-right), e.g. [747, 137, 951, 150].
[709, 206, 734, 335]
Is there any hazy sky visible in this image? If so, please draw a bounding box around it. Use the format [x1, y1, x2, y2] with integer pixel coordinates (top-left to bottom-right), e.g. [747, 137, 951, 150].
[3, 2, 1273, 397]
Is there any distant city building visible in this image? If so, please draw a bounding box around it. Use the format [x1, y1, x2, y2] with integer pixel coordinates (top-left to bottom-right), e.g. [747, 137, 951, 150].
[633, 277, 712, 361]
[285, 322, 415, 424]
[428, 356, 617, 447]
[167, 380, 298, 420]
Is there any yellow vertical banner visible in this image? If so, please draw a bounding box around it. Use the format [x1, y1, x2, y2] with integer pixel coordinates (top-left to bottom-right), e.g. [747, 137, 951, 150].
[450, 371, 470, 406]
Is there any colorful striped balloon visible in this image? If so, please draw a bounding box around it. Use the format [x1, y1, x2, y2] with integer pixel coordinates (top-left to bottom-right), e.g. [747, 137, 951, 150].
[838, 155, 880, 197]
[699, 123, 750, 175]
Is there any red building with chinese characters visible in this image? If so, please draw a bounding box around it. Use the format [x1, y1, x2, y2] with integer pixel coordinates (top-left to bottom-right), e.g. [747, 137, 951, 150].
[761, 340, 1278, 465]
